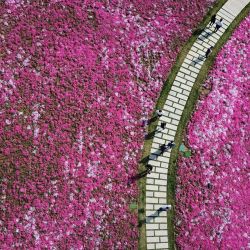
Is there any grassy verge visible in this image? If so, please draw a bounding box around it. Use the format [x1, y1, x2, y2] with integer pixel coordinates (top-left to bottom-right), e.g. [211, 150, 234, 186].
[138, 0, 250, 249]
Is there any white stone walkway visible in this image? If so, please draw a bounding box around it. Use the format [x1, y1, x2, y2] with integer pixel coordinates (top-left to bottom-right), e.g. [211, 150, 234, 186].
[145, 0, 250, 249]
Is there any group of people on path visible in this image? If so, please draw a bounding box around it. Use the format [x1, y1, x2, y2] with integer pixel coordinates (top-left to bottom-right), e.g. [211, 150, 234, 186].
[205, 15, 223, 58]
[144, 109, 176, 175]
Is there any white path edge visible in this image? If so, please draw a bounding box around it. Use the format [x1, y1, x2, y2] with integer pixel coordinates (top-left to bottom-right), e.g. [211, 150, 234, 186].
[145, 1, 250, 249]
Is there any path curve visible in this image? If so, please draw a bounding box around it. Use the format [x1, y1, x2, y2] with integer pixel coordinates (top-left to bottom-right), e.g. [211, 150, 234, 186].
[145, 0, 250, 249]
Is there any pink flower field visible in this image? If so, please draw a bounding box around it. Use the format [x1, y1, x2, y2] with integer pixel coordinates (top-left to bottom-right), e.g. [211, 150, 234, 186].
[0, 0, 216, 248]
[176, 15, 250, 249]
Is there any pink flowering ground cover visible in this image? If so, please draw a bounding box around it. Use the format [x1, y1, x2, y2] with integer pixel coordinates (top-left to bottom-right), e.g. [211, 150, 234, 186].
[0, 0, 215, 248]
[176, 15, 250, 249]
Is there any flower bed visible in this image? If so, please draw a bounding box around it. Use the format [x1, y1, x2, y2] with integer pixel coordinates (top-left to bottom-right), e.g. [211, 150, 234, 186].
[0, 0, 215, 248]
[176, 15, 250, 249]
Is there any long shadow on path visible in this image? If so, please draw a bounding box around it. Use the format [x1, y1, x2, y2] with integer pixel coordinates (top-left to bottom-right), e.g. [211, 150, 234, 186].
[138, 209, 166, 227]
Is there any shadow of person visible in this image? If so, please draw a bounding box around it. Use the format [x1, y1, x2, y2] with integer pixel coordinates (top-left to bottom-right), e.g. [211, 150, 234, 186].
[192, 27, 204, 36]
[190, 55, 205, 66]
[198, 30, 212, 42]
[145, 129, 161, 140]
[127, 170, 148, 185]
[139, 155, 150, 164]
[147, 115, 158, 124]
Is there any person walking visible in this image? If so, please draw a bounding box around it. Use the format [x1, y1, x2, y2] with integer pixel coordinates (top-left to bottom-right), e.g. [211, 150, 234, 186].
[160, 122, 166, 130]
[160, 144, 167, 155]
[167, 141, 175, 149]
[209, 14, 216, 27]
[146, 164, 153, 174]
[214, 18, 223, 33]
[205, 46, 213, 58]
[156, 109, 163, 118]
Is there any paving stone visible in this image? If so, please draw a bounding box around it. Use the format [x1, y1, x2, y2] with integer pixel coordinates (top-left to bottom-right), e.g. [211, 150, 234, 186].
[155, 230, 168, 236]
[180, 67, 191, 75]
[147, 243, 156, 250]
[159, 186, 167, 192]
[190, 72, 197, 78]
[179, 99, 187, 106]
[146, 224, 159, 230]
[177, 93, 189, 101]
[146, 204, 154, 210]
[154, 179, 167, 185]
[185, 75, 196, 82]
[217, 11, 234, 22]
[160, 161, 169, 167]
[173, 102, 185, 110]
[154, 137, 165, 144]
[146, 178, 155, 185]
[188, 50, 198, 57]
[161, 116, 172, 123]
[167, 123, 177, 130]
[154, 216, 167, 223]
[147, 237, 160, 243]
[162, 134, 174, 141]
[146, 210, 158, 216]
[171, 85, 183, 93]
[169, 112, 181, 120]
[190, 46, 198, 53]
[157, 156, 170, 163]
[168, 90, 177, 97]
[147, 197, 159, 203]
[180, 84, 192, 92]
[183, 56, 193, 64]
[208, 40, 216, 47]
[193, 43, 205, 51]
[186, 54, 194, 60]
[175, 76, 187, 84]
[151, 142, 160, 149]
[176, 72, 185, 78]
[185, 81, 194, 87]
[220, 8, 235, 19]
[189, 66, 199, 73]
[160, 224, 168, 230]
[147, 185, 159, 191]
[165, 100, 173, 106]
[167, 95, 179, 103]
[146, 230, 155, 237]
[175, 109, 182, 116]
[154, 192, 166, 198]
[157, 242, 168, 248]
[182, 62, 190, 69]
[146, 191, 154, 197]
[160, 237, 169, 243]
[166, 106, 175, 113]
[148, 160, 161, 167]
[154, 204, 164, 210]
[147, 172, 160, 179]
[182, 90, 190, 96]
[168, 129, 176, 136]
[171, 119, 179, 126]
[160, 174, 168, 180]
[172, 80, 181, 87]
[155, 167, 167, 174]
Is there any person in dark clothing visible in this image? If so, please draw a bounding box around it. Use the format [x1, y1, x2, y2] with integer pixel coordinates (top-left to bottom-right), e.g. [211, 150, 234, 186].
[160, 144, 167, 154]
[214, 18, 223, 32]
[146, 164, 153, 174]
[209, 14, 216, 27]
[167, 141, 175, 149]
[205, 46, 213, 58]
[160, 122, 166, 130]
[156, 109, 163, 118]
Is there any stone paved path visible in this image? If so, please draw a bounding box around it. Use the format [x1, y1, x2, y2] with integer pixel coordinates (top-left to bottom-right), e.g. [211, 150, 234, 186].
[145, 0, 250, 249]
